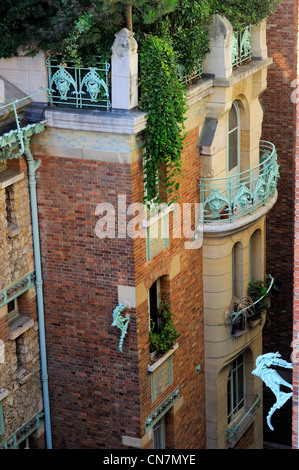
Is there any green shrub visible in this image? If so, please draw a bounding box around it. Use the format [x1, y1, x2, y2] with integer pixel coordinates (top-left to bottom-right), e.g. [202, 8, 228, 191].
[149, 293, 180, 355]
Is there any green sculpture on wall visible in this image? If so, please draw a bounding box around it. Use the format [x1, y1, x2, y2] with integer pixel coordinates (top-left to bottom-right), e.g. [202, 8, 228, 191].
[252, 352, 293, 431]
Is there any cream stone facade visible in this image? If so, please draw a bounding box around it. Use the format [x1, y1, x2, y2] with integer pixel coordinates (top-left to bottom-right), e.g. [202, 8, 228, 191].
[200, 16, 277, 449]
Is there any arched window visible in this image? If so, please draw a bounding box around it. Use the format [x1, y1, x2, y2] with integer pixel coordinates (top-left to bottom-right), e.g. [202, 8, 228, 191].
[227, 101, 241, 177]
[232, 242, 243, 298]
[249, 229, 262, 281]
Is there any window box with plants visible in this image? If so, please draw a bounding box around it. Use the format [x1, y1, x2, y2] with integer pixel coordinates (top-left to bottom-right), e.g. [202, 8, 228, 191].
[227, 275, 280, 335]
[148, 293, 180, 372]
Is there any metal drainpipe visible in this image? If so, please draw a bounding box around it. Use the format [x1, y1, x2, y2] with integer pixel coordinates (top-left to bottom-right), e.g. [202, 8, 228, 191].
[24, 140, 52, 449]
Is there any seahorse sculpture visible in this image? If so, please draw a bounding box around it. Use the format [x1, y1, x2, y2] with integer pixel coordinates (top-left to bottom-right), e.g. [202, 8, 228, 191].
[252, 352, 293, 431]
[111, 303, 130, 353]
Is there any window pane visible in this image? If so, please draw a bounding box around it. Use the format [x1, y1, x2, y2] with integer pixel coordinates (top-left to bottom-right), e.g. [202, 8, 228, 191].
[229, 130, 238, 171]
[153, 418, 165, 449]
[229, 104, 238, 131]
[227, 354, 246, 422]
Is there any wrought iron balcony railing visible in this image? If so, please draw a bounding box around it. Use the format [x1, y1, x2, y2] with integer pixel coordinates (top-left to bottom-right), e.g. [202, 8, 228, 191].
[231, 25, 253, 68]
[46, 56, 111, 110]
[199, 141, 279, 224]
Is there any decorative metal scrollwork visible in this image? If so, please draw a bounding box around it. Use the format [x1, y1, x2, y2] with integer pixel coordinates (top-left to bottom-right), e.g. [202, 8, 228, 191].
[79, 68, 109, 102]
[50, 66, 77, 100]
[253, 175, 266, 203]
[240, 26, 252, 58]
[233, 183, 251, 210]
[204, 189, 230, 218]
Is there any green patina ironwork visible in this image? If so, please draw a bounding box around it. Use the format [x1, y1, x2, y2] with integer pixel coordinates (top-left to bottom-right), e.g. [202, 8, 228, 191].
[0, 410, 44, 449]
[231, 25, 252, 68]
[111, 304, 130, 353]
[0, 272, 35, 308]
[199, 141, 279, 223]
[178, 63, 203, 86]
[0, 94, 47, 163]
[145, 387, 180, 433]
[46, 56, 111, 110]
[226, 393, 260, 441]
[226, 274, 274, 327]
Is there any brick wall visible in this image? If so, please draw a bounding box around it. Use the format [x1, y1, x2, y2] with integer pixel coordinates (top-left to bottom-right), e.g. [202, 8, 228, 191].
[36, 155, 140, 448]
[35, 116, 206, 448]
[131, 127, 206, 449]
[261, 0, 298, 447]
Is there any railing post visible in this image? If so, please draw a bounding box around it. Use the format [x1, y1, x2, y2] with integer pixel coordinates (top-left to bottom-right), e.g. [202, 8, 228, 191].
[202, 14, 233, 80]
[111, 28, 138, 110]
[251, 20, 268, 60]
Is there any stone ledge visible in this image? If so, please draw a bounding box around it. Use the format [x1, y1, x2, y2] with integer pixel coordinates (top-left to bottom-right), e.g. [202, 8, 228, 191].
[17, 368, 32, 385]
[0, 388, 9, 401]
[44, 107, 147, 135]
[147, 343, 179, 373]
[0, 168, 24, 189]
[213, 57, 273, 88]
[9, 316, 34, 340]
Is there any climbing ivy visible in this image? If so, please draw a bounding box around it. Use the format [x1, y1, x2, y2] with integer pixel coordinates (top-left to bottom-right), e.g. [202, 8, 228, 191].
[139, 35, 187, 207]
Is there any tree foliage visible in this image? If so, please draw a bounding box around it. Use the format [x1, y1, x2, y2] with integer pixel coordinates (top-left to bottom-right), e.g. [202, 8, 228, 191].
[210, 0, 281, 29]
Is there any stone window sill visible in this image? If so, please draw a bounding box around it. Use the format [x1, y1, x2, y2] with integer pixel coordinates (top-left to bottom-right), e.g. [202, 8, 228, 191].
[147, 343, 179, 373]
[0, 168, 24, 189]
[9, 316, 34, 340]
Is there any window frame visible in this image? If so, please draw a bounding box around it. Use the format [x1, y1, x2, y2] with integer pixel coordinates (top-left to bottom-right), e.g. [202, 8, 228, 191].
[148, 278, 161, 333]
[227, 101, 241, 177]
[7, 298, 19, 326]
[153, 416, 165, 449]
[227, 353, 246, 424]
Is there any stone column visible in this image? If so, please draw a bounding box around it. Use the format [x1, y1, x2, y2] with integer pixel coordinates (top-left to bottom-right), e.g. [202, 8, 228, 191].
[202, 14, 233, 80]
[251, 20, 268, 60]
[111, 28, 138, 110]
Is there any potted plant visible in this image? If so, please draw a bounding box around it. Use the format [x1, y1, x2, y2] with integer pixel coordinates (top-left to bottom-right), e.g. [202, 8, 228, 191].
[247, 279, 271, 317]
[149, 293, 180, 359]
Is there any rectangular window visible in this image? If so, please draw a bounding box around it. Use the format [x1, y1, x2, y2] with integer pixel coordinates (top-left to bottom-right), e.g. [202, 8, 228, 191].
[227, 353, 246, 423]
[7, 298, 19, 325]
[153, 416, 165, 449]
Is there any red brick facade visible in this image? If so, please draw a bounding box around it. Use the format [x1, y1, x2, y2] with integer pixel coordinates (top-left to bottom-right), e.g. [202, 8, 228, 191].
[261, 0, 298, 447]
[35, 120, 205, 448]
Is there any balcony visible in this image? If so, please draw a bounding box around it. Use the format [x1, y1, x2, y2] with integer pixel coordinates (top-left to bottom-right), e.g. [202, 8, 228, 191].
[199, 141, 279, 224]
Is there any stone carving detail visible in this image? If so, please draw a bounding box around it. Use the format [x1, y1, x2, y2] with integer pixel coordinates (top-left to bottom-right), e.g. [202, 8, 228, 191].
[112, 28, 138, 58]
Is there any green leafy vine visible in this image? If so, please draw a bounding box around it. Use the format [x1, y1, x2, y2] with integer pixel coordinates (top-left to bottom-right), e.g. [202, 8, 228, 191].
[139, 35, 187, 207]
